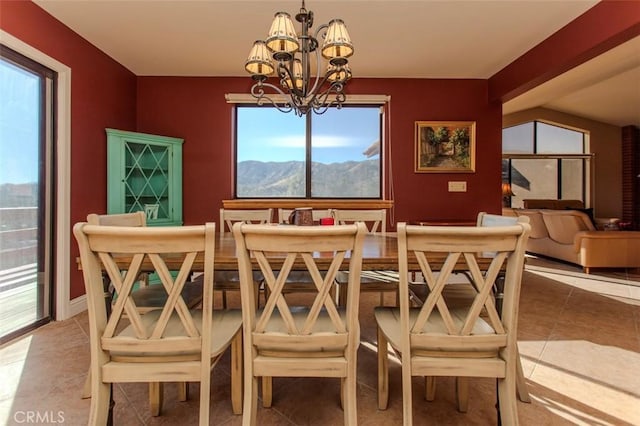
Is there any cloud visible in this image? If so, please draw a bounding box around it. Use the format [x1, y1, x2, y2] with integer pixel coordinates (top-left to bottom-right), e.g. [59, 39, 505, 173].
[266, 135, 356, 148]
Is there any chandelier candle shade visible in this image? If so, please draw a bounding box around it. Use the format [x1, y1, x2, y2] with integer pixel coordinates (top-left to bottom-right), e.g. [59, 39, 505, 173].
[244, 0, 354, 116]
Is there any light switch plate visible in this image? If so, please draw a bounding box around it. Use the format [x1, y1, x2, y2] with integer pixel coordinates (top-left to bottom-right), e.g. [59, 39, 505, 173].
[448, 181, 467, 192]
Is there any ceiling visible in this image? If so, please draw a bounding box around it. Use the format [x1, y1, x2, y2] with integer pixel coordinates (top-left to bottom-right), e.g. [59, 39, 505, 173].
[33, 0, 640, 127]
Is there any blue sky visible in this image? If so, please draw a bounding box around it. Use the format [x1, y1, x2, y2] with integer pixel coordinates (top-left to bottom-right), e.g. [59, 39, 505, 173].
[237, 106, 380, 164]
[0, 59, 40, 185]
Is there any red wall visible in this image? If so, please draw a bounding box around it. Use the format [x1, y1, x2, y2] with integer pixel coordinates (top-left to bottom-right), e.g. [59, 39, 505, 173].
[6, 0, 628, 303]
[0, 1, 137, 299]
[137, 77, 503, 227]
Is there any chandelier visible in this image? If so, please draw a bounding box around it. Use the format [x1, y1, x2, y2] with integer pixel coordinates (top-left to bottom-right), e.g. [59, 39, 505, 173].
[244, 0, 354, 116]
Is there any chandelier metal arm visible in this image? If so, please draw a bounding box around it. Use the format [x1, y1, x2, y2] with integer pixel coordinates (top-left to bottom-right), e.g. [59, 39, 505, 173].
[312, 23, 329, 44]
[250, 82, 294, 114]
[244, 1, 353, 116]
[274, 61, 303, 99]
[309, 81, 346, 115]
[304, 31, 328, 100]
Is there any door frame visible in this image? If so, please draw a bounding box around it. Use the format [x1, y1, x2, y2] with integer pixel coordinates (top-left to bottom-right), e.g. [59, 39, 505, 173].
[1, 30, 73, 320]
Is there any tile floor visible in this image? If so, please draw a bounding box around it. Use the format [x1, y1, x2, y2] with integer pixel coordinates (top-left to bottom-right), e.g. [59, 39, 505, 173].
[1, 257, 639, 425]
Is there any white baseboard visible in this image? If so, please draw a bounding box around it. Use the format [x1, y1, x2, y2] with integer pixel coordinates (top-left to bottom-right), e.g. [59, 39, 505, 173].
[66, 295, 87, 319]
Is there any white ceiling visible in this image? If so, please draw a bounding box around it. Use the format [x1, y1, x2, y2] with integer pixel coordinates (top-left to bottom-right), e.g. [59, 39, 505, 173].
[33, 0, 640, 127]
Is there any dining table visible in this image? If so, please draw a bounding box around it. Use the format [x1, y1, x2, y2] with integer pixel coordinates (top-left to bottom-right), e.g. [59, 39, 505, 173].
[86, 231, 496, 273]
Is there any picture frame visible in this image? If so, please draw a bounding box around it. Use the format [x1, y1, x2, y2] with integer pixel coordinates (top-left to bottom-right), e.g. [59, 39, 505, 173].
[415, 121, 476, 173]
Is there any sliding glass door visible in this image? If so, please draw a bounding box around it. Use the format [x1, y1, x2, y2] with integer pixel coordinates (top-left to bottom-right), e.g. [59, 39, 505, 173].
[0, 46, 55, 342]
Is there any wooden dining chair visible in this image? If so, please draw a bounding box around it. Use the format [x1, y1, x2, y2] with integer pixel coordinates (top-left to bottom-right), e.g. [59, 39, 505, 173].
[220, 208, 273, 233]
[277, 208, 333, 224]
[82, 212, 204, 412]
[332, 208, 398, 306]
[87, 212, 204, 313]
[375, 221, 530, 425]
[476, 212, 532, 404]
[233, 222, 367, 426]
[217, 208, 272, 308]
[400, 213, 532, 410]
[274, 208, 338, 297]
[74, 222, 243, 425]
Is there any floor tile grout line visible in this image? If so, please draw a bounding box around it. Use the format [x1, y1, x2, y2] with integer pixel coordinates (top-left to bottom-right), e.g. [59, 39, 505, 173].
[527, 285, 574, 380]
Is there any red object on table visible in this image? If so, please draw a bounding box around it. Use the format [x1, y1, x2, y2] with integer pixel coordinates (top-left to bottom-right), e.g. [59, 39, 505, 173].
[320, 217, 335, 225]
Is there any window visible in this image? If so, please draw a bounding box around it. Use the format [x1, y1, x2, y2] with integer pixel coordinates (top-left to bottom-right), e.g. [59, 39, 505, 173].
[502, 121, 590, 208]
[235, 105, 382, 198]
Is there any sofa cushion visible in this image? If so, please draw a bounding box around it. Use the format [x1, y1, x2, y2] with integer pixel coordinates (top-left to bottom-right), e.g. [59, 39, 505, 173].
[541, 210, 595, 244]
[514, 209, 548, 239]
[564, 207, 597, 228]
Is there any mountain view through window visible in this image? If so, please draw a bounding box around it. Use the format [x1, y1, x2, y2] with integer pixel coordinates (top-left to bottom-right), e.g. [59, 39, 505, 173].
[236, 106, 382, 198]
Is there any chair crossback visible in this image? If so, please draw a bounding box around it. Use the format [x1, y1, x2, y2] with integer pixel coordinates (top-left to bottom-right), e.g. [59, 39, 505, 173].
[75, 223, 216, 354]
[233, 223, 366, 352]
[398, 223, 530, 352]
[333, 209, 386, 234]
[219, 208, 272, 234]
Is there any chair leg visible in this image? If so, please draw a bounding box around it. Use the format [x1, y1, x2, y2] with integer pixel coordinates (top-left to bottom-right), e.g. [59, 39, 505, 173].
[177, 382, 189, 402]
[81, 369, 92, 399]
[243, 375, 259, 426]
[425, 377, 436, 401]
[253, 282, 261, 309]
[339, 283, 348, 308]
[497, 374, 519, 426]
[199, 367, 210, 426]
[231, 331, 243, 415]
[261, 376, 273, 408]
[401, 354, 413, 426]
[516, 352, 531, 403]
[343, 360, 358, 426]
[455, 377, 469, 412]
[88, 379, 111, 425]
[149, 382, 163, 416]
[222, 290, 228, 309]
[377, 326, 390, 410]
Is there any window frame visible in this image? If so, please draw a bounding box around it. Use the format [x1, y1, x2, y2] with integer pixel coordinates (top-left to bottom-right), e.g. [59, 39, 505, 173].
[502, 120, 592, 207]
[233, 103, 385, 200]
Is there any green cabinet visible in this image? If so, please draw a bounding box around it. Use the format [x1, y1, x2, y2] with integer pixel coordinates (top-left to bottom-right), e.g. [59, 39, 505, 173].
[106, 128, 183, 226]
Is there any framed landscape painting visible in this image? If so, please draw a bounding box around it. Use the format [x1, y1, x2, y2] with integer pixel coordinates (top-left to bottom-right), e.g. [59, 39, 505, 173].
[415, 121, 476, 173]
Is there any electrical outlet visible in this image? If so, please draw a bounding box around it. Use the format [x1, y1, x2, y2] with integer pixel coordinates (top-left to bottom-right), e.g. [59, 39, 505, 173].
[448, 181, 467, 192]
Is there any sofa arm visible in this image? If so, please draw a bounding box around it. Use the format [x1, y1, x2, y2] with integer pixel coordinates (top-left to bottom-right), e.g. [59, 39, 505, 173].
[574, 230, 640, 249]
[573, 230, 640, 268]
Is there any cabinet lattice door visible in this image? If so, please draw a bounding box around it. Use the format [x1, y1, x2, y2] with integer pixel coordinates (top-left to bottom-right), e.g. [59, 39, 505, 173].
[107, 128, 183, 226]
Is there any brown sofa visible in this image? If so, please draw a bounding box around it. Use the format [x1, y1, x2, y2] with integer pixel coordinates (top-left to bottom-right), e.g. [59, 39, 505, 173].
[512, 209, 640, 272]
